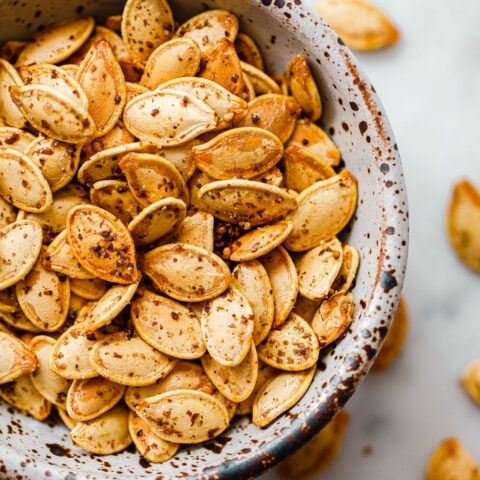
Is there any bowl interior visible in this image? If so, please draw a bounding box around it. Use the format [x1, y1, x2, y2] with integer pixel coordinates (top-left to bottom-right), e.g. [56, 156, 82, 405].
[0, 1, 408, 479]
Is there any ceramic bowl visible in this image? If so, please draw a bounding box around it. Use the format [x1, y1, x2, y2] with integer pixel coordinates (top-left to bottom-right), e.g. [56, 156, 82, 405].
[0, 0, 408, 478]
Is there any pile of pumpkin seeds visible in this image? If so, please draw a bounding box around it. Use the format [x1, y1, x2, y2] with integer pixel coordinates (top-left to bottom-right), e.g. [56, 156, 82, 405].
[0, 0, 359, 462]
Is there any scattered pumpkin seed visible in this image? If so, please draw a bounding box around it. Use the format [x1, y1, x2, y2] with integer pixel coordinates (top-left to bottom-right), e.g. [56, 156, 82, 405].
[0, 331, 38, 384]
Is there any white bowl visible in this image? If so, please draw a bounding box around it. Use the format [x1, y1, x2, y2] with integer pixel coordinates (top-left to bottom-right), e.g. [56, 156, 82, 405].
[0, 1, 408, 478]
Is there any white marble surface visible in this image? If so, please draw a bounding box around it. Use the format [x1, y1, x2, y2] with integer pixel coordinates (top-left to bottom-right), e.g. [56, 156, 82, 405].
[264, 0, 480, 478]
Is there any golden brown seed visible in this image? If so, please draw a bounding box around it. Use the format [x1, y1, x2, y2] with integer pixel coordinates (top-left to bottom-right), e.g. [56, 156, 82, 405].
[0, 58, 25, 128]
[447, 179, 480, 272]
[81, 281, 140, 335]
[201, 342, 258, 402]
[175, 9, 239, 52]
[131, 288, 206, 360]
[187, 169, 214, 214]
[0, 41, 27, 64]
[123, 89, 218, 146]
[58, 407, 78, 429]
[0, 310, 41, 333]
[198, 179, 297, 226]
[89, 331, 176, 387]
[293, 295, 321, 323]
[141, 37, 201, 89]
[119, 58, 144, 82]
[257, 313, 320, 371]
[253, 166, 283, 186]
[233, 94, 301, 144]
[252, 365, 316, 427]
[0, 220, 43, 290]
[141, 243, 231, 302]
[0, 331, 38, 384]
[18, 63, 88, 110]
[316, 0, 400, 51]
[137, 389, 230, 443]
[0, 375, 51, 420]
[16, 253, 70, 332]
[372, 296, 408, 372]
[49, 326, 104, 380]
[284, 145, 335, 192]
[70, 403, 132, 455]
[0, 148, 53, 213]
[119, 152, 188, 207]
[287, 118, 341, 166]
[90, 179, 142, 225]
[199, 38, 244, 96]
[105, 15, 122, 32]
[128, 411, 179, 463]
[0, 197, 15, 230]
[311, 292, 355, 347]
[16, 17, 95, 66]
[0, 127, 34, 153]
[29, 336, 71, 407]
[124, 360, 214, 411]
[285, 170, 357, 251]
[286, 55, 322, 121]
[279, 410, 350, 478]
[66, 377, 125, 422]
[83, 121, 135, 159]
[235, 33, 264, 71]
[153, 139, 201, 181]
[426, 438, 480, 480]
[241, 61, 281, 95]
[462, 360, 480, 405]
[9, 85, 96, 144]
[201, 286, 254, 367]
[25, 136, 82, 193]
[259, 246, 298, 328]
[128, 197, 186, 246]
[176, 212, 215, 251]
[121, 0, 174, 63]
[70, 278, 108, 301]
[66, 204, 138, 284]
[212, 388, 238, 421]
[231, 261, 274, 345]
[296, 237, 343, 300]
[77, 41, 126, 139]
[230, 221, 294, 262]
[192, 127, 283, 180]
[331, 243, 360, 294]
[0, 287, 17, 313]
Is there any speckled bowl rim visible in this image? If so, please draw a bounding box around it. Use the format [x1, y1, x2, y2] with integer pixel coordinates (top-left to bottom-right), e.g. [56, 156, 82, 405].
[0, 1, 408, 478]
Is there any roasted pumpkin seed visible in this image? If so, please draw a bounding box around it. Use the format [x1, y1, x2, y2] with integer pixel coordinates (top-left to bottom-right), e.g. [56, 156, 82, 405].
[129, 410, 179, 463]
[201, 286, 254, 367]
[252, 365, 316, 427]
[296, 237, 343, 300]
[70, 403, 132, 455]
[202, 342, 258, 402]
[233, 94, 301, 143]
[192, 127, 283, 180]
[123, 89, 218, 146]
[153, 139, 201, 181]
[19, 63, 88, 110]
[0, 196, 16, 230]
[70, 278, 108, 301]
[49, 326, 104, 380]
[0, 287, 17, 313]
[66, 204, 138, 284]
[331, 243, 360, 294]
[16, 253, 70, 332]
[285, 170, 357, 251]
[141, 243, 230, 302]
[0, 331, 38, 384]
[77, 40, 127, 138]
[257, 313, 319, 371]
[131, 288, 205, 359]
[259, 246, 298, 328]
[0, 220, 43, 289]
[231, 261, 274, 345]
[141, 37, 201, 89]
[66, 376, 125, 421]
[212, 389, 237, 420]
[16, 17, 95, 66]
[316, 0, 400, 51]
[241, 61, 281, 95]
[229, 221, 293, 262]
[29, 336, 70, 407]
[121, 0, 174, 63]
[293, 295, 321, 323]
[0, 127, 34, 153]
[0, 148, 53, 213]
[0, 310, 41, 333]
[81, 281, 140, 334]
[82, 122, 136, 160]
[9, 85, 96, 144]
[137, 389, 230, 443]
[286, 55, 322, 121]
[0, 58, 25, 128]
[235, 33, 264, 71]
[311, 292, 355, 347]
[175, 9, 239, 52]
[198, 179, 297, 226]
[176, 212, 214, 251]
[58, 406, 78, 429]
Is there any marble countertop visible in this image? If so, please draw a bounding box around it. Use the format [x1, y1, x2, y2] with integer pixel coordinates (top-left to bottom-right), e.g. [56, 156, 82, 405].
[264, 0, 480, 478]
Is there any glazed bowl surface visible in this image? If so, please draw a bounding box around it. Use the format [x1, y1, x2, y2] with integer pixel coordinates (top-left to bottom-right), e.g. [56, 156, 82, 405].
[0, 1, 408, 479]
